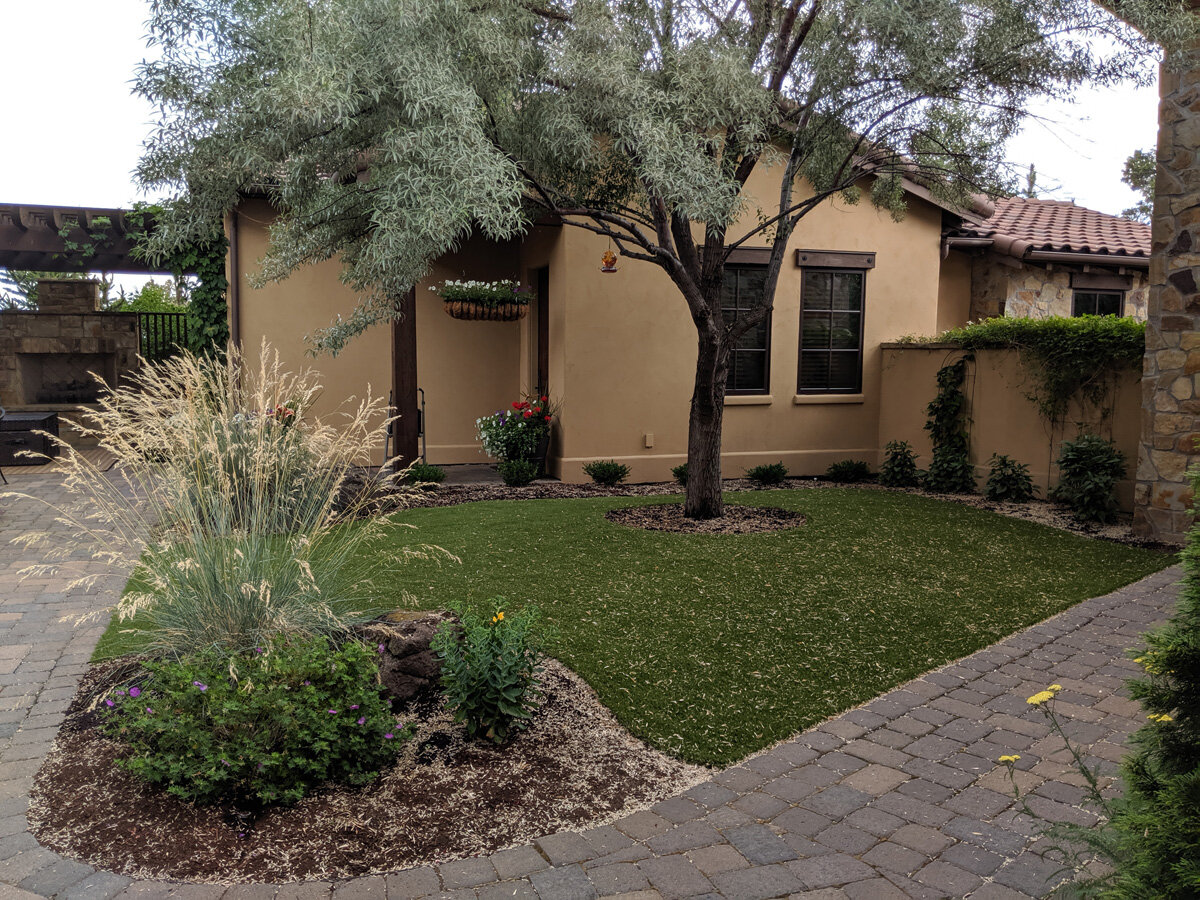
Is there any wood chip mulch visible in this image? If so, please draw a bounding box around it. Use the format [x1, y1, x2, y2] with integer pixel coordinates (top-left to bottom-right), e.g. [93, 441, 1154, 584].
[29, 659, 705, 884]
[605, 502, 806, 534]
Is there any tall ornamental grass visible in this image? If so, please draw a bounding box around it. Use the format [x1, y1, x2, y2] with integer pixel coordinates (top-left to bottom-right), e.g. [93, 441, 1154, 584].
[9, 343, 445, 657]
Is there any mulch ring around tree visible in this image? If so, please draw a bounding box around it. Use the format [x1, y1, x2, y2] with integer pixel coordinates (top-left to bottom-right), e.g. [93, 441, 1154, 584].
[29, 658, 705, 884]
[605, 502, 807, 534]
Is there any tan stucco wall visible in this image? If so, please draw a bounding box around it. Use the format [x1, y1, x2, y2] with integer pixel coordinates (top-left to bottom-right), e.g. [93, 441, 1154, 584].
[937, 249, 973, 332]
[233, 200, 393, 460]
[550, 169, 949, 483]
[878, 346, 1141, 509]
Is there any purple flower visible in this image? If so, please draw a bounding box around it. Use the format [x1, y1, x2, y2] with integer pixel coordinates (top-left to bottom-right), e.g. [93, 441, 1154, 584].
[357, 716, 366, 725]
[328, 708, 338, 714]
[377, 644, 385, 653]
[350, 705, 359, 710]
[193, 681, 208, 692]
[384, 732, 394, 740]
[129, 686, 141, 699]
[254, 647, 264, 654]
[145, 707, 154, 714]
[116, 689, 126, 696]
[105, 699, 114, 708]
[221, 759, 230, 767]
[303, 680, 311, 686]
[257, 763, 264, 771]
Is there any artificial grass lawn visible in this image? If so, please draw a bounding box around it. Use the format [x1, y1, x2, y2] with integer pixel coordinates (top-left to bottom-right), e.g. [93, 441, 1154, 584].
[95, 489, 1173, 767]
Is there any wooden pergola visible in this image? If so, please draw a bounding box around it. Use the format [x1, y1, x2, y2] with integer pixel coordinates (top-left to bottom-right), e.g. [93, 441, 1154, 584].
[0, 204, 160, 273]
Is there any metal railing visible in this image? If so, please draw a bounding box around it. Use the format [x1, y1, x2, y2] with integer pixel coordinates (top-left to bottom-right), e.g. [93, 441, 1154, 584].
[136, 312, 189, 362]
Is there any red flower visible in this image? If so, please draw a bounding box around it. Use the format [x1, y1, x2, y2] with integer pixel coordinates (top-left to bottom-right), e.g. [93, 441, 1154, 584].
[533, 407, 542, 415]
[541, 396, 548, 402]
[544, 415, 552, 422]
[512, 401, 527, 410]
[523, 410, 532, 418]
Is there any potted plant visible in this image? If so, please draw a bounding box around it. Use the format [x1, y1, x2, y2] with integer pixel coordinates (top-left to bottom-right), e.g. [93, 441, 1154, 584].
[431, 279, 531, 322]
[476, 395, 556, 476]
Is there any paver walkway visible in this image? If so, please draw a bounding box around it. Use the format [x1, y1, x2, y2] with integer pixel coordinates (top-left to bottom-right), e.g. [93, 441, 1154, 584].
[0, 469, 1182, 899]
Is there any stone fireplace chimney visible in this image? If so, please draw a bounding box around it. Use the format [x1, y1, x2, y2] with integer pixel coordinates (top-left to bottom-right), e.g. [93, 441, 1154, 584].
[35, 278, 101, 313]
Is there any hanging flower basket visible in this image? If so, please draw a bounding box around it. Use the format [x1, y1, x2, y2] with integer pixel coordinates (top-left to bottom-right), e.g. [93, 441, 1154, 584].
[443, 299, 528, 321]
[431, 280, 530, 322]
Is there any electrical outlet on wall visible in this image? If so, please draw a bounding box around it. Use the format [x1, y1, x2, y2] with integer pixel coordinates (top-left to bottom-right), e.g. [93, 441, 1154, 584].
[644, 433, 654, 448]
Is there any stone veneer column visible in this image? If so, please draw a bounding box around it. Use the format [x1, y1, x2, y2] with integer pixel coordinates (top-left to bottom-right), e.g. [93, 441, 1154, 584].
[1135, 47, 1200, 542]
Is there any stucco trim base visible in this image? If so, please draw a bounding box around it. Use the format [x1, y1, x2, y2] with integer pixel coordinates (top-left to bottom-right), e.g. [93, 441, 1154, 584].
[792, 394, 865, 405]
[725, 395, 774, 406]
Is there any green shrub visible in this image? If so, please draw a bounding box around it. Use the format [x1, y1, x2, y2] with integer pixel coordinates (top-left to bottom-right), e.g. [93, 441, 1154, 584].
[1050, 434, 1125, 523]
[985, 454, 1035, 503]
[432, 600, 549, 743]
[746, 462, 789, 486]
[826, 459, 872, 483]
[879, 440, 921, 488]
[102, 636, 402, 807]
[583, 459, 631, 486]
[402, 460, 446, 488]
[498, 458, 539, 486]
[671, 463, 688, 486]
[922, 358, 976, 493]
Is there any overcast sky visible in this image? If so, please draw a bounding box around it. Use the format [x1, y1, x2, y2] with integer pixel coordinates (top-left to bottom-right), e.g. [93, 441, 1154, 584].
[0, 0, 1164, 278]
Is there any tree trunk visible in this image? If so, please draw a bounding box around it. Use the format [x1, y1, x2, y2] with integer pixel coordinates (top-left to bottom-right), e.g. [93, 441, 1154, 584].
[684, 333, 729, 518]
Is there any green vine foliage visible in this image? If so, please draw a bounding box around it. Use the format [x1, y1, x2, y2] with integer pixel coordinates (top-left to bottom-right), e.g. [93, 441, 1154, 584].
[937, 316, 1145, 422]
[922, 357, 976, 493]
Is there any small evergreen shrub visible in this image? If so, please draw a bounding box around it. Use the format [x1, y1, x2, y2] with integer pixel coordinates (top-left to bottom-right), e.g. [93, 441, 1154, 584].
[1049, 434, 1125, 523]
[671, 463, 688, 486]
[102, 637, 402, 807]
[498, 458, 539, 486]
[985, 454, 1035, 503]
[826, 459, 872, 483]
[746, 462, 788, 486]
[879, 440, 921, 488]
[583, 459, 631, 486]
[432, 600, 549, 744]
[401, 460, 446, 488]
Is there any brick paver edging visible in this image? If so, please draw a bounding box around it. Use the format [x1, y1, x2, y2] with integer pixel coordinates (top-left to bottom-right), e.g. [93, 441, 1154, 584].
[0, 472, 1181, 899]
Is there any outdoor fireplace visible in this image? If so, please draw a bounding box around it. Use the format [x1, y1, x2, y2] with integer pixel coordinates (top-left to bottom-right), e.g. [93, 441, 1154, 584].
[17, 353, 115, 404]
[0, 279, 140, 411]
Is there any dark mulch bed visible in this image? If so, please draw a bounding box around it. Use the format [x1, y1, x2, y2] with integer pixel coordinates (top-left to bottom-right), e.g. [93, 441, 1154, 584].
[605, 502, 806, 534]
[29, 659, 703, 884]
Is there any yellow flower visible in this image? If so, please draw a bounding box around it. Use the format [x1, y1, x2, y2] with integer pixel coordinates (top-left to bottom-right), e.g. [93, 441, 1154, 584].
[491, 611, 505, 625]
[1027, 690, 1055, 706]
[1048, 684, 1063, 692]
[1149, 713, 1174, 723]
[998, 754, 1021, 764]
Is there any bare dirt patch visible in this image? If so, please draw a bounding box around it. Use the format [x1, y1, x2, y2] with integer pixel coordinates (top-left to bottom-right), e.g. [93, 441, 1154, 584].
[605, 501, 806, 534]
[29, 659, 705, 884]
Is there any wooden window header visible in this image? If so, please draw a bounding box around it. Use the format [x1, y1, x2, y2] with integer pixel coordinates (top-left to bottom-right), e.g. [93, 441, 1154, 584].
[794, 249, 876, 270]
[1070, 272, 1132, 292]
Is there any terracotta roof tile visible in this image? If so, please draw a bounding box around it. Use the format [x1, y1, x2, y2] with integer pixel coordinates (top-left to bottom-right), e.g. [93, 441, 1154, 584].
[959, 197, 1149, 260]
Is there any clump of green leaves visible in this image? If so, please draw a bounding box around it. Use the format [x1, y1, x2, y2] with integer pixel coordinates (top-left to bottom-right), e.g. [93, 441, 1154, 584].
[879, 440, 921, 488]
[922, 358, 975, 493]
[102, 636, 402, 807]
[402, 460, 446, 488]
[985, 454, 1035, 503]
[935, 317, 1145, 422]
[826, 460, 873, 483]
[1050, 434, 1125, 523]
[432, 600, 549, 744]
[498, 458, 539, 486]
[583, 459, 631, 486]
[671, 463, 689, 486]
[746, 462, 788, 486]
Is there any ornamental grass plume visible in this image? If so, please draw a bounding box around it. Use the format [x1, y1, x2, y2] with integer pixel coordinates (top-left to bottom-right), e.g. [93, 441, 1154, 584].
[6, 342, 449, 657]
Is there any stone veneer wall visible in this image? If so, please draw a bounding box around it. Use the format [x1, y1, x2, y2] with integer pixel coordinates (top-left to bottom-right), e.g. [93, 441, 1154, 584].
[1134, 52, 1200, 543]
[969, 254, 1149, 322]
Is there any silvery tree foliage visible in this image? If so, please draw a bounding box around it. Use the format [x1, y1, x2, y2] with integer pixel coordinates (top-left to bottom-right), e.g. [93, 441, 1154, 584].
[137, 0, 1191, 517]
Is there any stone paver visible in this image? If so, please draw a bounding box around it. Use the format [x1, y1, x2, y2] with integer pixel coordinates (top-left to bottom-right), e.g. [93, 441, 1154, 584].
[0, 470, 1183, 898]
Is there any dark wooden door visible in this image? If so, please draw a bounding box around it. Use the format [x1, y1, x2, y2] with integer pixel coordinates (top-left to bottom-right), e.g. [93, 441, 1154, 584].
[391, 289, 420, 465]
[535, 266, 549, 395]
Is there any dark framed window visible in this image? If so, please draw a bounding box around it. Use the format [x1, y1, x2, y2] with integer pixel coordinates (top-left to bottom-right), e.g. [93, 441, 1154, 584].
[799, 269, 865, 394]
[1072, 290, 1123, 317]
[721, 265, 771, 394]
